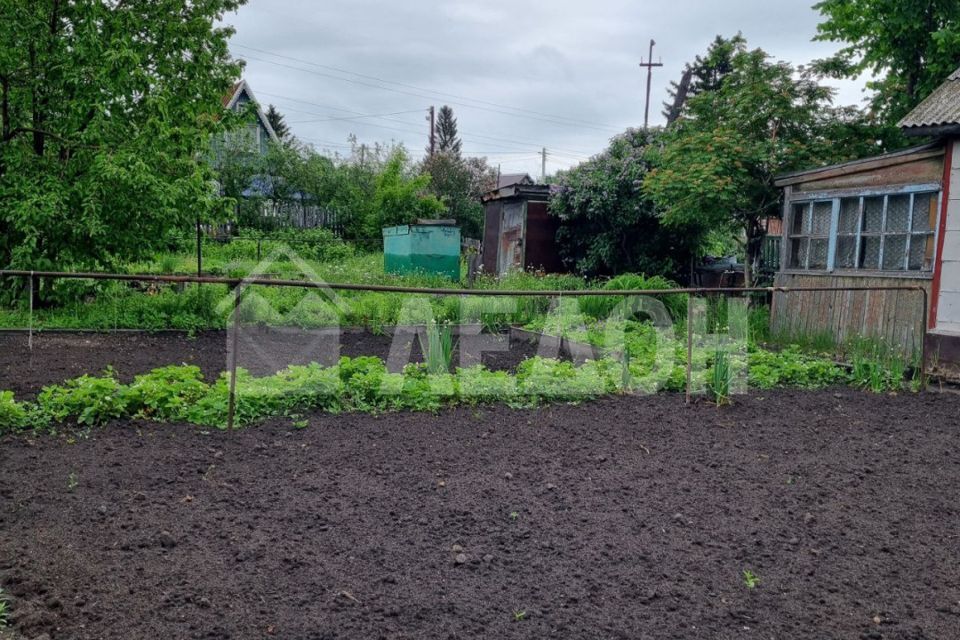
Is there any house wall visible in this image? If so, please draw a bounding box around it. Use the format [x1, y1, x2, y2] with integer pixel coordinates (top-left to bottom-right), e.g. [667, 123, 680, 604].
[934, 141, 960, 332]
[481, 201, 502, 275]
[772, 272, 930, 356]
[792, 155, 943, 193]
[522, 201, 564, 273]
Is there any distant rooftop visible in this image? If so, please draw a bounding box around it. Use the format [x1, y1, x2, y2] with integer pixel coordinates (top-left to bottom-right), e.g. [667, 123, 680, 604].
[497, 173, 534, 189]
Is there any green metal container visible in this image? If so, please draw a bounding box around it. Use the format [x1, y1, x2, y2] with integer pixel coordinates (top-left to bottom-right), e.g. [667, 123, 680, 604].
[382, 222, 461, 281]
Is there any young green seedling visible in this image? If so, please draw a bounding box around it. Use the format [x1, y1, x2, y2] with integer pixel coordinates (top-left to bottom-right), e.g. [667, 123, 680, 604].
[742, 570, 760, 589]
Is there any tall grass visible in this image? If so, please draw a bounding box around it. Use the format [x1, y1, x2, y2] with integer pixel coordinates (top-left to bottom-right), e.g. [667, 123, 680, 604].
[420, 321, 455, 374]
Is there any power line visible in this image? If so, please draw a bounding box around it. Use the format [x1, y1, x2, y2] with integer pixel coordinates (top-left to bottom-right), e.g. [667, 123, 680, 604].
[262, 92, 592, 160]
[287, 109, 427, 124]
[258, 89, 595, 158]
[238, 51, 622, 134]
[234, 43, 625, 133]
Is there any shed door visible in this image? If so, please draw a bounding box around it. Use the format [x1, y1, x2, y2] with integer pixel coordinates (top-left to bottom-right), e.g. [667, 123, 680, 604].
[498, 202, 526, 275]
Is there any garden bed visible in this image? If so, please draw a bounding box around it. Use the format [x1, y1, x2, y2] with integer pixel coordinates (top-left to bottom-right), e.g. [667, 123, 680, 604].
[2, 391, 960, 639]
[0, 329, 546, 399]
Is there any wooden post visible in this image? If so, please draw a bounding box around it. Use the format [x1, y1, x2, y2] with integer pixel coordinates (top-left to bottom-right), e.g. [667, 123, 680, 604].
[226, 284, 243, 431]
[28, 272, 34, 351]
[686, 293, 693, 404]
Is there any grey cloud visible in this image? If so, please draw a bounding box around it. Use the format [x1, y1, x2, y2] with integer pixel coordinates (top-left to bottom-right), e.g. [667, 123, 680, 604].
[224, 0, 866, 175]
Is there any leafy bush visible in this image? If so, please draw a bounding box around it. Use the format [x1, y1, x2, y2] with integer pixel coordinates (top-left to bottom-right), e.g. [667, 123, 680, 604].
[580, 274, 686, 322]
[37, 373, 126, 426]
[0, 391, 30, 431]
[121, 366, 209, 420]
[748, 347, 848, 389]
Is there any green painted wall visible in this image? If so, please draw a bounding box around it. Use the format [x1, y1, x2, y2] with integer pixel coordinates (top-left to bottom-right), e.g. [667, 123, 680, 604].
[383, 225, 461, 280]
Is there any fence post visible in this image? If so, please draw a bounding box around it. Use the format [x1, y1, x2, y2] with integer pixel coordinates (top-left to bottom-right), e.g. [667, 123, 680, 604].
[28, 272, 34, 351]
[226, 283, 243, 431]
[196, 217, 203, 278]
[686, 293, 693, 405]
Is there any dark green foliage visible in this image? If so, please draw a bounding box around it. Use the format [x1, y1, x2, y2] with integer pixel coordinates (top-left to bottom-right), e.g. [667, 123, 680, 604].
[663, 34, 747, 125]
[265, 104, 290, 140]
[579, 274, 687, 323]
[420, 152, 495, 237]
[550, 128, 703, 278]
[434, 105, 462, 156]
[0, 0, 245, 277]
[645, 44, 876, 284]
[814, 0, 960, 125]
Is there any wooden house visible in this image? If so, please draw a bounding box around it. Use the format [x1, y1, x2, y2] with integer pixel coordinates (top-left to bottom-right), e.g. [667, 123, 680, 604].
[772, 67, 960, 376]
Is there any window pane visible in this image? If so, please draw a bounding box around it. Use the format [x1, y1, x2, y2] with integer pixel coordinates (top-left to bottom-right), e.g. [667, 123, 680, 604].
[864, 197, 884, 232]
[912, 193, 936, 232]
[791, 204, 808, 235]
[909, 234, 934, 270]
[838, 198, 860, 233]
[809, 238, 829, 269]
[886, 195, 910, 232]
[860, 236, 881, 269]
[812, 202, 832, 235]
[789, 238, 809, 269]
[836, 236, 857, 268]
[882, 235, 907, 270]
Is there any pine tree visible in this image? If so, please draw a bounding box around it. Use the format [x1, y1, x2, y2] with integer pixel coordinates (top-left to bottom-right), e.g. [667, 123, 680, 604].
[265, 104, 290, 140]
[663, 34, 747, 125]
[435, 105, 462, 156]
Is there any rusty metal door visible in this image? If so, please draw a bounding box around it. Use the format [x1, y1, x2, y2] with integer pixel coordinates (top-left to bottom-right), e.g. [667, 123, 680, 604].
[498, 202, 526, 275]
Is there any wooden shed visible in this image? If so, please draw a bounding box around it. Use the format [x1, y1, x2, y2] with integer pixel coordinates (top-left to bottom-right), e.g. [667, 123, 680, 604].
[772, 66, 960, 376]
[480, 183, 564, 277]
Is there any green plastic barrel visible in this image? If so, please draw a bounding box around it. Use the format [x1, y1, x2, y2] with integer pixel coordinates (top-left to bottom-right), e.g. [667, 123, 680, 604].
[382, 223, 461, 281]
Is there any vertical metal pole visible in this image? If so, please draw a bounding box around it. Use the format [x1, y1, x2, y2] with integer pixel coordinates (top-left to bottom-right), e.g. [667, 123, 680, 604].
[226, 284, 243, 431]
[28, 272, 34, 351]
[686, 293, 693, 404]
[196, 217, 202, 278]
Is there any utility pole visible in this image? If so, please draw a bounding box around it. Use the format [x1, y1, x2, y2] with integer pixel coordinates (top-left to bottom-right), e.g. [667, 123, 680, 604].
[541, 147, 547, 183]
[427, 106, 436, 157]
[639, 39, 664, 130]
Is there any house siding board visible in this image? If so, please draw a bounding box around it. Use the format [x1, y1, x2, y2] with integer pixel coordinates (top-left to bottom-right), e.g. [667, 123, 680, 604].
[772, 273, 930, 356]
[793, 157, 944, 193]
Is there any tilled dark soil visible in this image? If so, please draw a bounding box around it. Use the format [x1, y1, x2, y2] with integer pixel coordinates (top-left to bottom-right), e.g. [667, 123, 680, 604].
[2, 390, 960, 639]
[0, 329, 541, 398]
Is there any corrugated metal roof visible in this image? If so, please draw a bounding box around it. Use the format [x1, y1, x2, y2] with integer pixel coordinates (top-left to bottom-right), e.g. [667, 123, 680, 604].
[899, 66, 960, 129]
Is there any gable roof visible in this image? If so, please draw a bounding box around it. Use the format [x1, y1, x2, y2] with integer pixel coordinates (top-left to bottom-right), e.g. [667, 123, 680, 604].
[221, 79, 280, 144]
[899, 67, 960, 136]
[497, 173, 534, 189]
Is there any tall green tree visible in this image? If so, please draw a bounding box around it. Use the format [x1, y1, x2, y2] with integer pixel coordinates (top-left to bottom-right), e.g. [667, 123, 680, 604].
[0, 0, 245, 281]
[814, 0, 960, 124]
[663, 34, 747, 125]
[550, 128, 703, 278]
[420, 151, 495, 237]
[645, 47, 871, 285]
[265, 104, 290, 140]
[434, 105, 462, 156]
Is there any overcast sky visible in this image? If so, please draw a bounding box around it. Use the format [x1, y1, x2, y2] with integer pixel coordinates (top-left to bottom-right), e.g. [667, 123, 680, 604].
[223, 0, 867, 178]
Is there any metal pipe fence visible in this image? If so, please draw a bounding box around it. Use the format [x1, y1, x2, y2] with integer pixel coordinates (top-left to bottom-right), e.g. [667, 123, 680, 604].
[0, 269, 929, 430]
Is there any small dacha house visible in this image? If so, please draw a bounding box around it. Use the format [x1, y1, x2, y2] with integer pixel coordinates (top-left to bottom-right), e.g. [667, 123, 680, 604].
[480, 182, 563, 277]
[773, 67, 960, 377]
